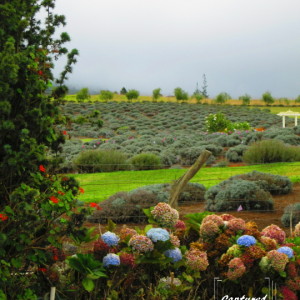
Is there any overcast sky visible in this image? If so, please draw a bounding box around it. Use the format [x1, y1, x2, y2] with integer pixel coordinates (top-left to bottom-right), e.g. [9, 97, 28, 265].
[54, 0, 300, 98]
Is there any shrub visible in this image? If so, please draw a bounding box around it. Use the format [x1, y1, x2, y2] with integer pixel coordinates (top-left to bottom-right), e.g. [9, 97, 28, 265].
[76, 87, 91, 102]
[126, 89, 140, 101]
[281, 203, 300, 227]
[152, 88, 162, 101]
[215, 92, 231, 104]
[229, 171, 292, 195]
[262, 91, 274, 105]
[205, 179, 274, 212]
[226, 145, 248, 162]
[99, 90, 114, 101]
[239, 94, 251, 105]
[174, 87, 189, 101]
[205, 113, 232, 133]
[73, 150, 129, 172]
[130, 153, 162, 170]
[243, 139, 300, 164]
[89, 183, 206, 223]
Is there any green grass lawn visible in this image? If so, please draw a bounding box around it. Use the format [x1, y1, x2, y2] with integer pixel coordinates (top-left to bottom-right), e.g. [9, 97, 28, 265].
[73, 162, 300, 203]
[256, 106, 300, 115]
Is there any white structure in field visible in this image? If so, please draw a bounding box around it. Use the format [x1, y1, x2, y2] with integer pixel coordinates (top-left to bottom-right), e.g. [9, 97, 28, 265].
[277, 110, 300, 128]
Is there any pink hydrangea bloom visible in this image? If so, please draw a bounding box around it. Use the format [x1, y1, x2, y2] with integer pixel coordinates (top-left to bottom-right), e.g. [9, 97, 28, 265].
[175, 220, 186, 230]
[129, 235, 154, 253]
[261, 224, 286, 244]
[151, 202, 179, 228]
[267, 250, 289, 272]
[220, 214, 235, 221]
[169, 234, 180, 247]
[185, 249, 209, 271]
[227, 218, 246, 232]
[202, 214, 224, 227]
[281, 286, 297, 300]
[227, 258, 246, 280]
[119, 226, 137, 241]
[200, 220, 220, 238]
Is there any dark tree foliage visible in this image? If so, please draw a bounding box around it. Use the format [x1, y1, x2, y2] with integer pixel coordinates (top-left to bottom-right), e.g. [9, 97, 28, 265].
[0, 1, 92, 298]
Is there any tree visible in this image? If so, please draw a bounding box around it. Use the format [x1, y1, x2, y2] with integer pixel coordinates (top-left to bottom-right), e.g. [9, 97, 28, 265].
[201, 74, 209, 98]
[152, 88, 162, 101]
[193, 82, 204, 103]
[174, 87, 189, 101]
[239, 94, 251, 105]
[215, 92, 231, 104]
[76, 87, 90, 102]
[99, 90, 114, 101]
[262, 91, 274, 105]
[295, 95, 300, 103]
[120, 87, 127, 95]
[126, 89, 140, 101]
[0, 1, 91, 297]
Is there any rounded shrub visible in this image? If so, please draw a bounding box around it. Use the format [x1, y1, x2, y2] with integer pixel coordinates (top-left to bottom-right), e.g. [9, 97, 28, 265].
[225, 145, 248, 162]
[130, 153, 162, 170]
[281, 203, 300, 227]
[205, 179, 273, 212]
[73, 149, 129, 173]
[89, 183, 206, 223]
[229, 171, 292, 195]
[243, 139, 300, 164]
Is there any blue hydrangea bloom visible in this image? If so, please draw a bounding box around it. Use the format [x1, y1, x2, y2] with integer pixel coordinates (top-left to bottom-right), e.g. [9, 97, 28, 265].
[101, 231, 120, 247]
[277, 246, 294, 258]
[237, 235, 256, 247]
[146, 228, 170, 242]
[164, 248, 182, 262]
[103, 253, 120, 267]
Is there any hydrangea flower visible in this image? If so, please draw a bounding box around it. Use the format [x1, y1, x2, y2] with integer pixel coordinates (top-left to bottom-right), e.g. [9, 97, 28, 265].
[101, 231, 120, 247]
[261, 224, 286, 244]
[226, 245, 242, 257]
[120, 253, 135, 268]
[267, 250, 289, 272]
[293, 222, 300, 237]
[146, 228, 170, 242]
[129, 235, 154, 252]
[202, 214, 224, 227]
[170, 234, 180, 247]
[227, 258, 246, 280]
[119, 226, 137, 241]
[200, 220, 219, 238]
[237, 235, 257, 247]
[277, 246, 294, 258]
[220, 214, 235, 221]
[103, 253, 120, 267]
[164, 248, 182, 263]
[185, 249, 209, 271]
[151, 202, 179, 228]
[159, 277, 182, 288]
[227, 218, 246, 232]
[175, 220, 186, 230]
[260, 236, 277, 250]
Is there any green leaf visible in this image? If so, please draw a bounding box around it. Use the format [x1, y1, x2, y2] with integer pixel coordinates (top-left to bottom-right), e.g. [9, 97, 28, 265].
[11, 258, 22, 268]
[82, 277, 94, 292]
[144, 224, 153, 233]
[107, 219, 116, 232]
[182, 272, 194, 283]
[279, 271, 286, 278]
[0, 290, 7, 300]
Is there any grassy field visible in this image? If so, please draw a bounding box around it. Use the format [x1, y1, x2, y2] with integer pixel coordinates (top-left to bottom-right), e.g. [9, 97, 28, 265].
[74, 162, 300, 203]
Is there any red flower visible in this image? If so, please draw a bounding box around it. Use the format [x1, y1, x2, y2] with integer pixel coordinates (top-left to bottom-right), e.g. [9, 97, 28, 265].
[39, 165, 46, 172]
[38, 70, 43, 76]
[61, 176, 69, 181]
[53, 255, 59, 261]
[89, 202, 102, 210]
[50, 196, 59, 204]
[62, 130, 67, 135]
[79, 187, 84, 194]
[0, 214, 8, 221]
[57, 191, 65, 195]
[38, 267, 47, 273]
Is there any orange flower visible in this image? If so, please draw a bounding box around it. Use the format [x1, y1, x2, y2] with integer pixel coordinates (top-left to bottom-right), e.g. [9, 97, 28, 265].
[0, 214, 8, 221]
[62, 130, 67, 135]
[57, 191, 65, 195]
[53, 255, 59, 261]
[79, 187, 84, 194]
[50, 196, 59, 204]
[39, 165, 46, 172]
[38, 267, 47, 273]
